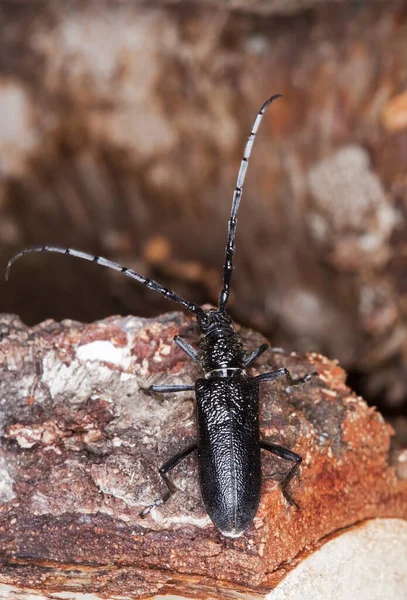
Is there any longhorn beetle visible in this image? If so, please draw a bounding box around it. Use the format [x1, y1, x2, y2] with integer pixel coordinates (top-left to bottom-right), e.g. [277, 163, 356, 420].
[6, 95, 317, 537]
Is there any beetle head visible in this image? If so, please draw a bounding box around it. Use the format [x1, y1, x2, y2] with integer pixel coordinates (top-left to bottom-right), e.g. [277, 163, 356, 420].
[197, 308, 232, 334]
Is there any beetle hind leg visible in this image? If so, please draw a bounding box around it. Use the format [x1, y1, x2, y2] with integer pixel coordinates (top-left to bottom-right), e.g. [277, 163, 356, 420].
[261, 441, 302, 509]
[140, 443, 197, 518]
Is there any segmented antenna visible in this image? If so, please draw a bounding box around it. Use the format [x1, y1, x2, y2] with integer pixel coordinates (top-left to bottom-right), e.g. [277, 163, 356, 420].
[218, 94, 282, 312]
[5, 246, 206, 320]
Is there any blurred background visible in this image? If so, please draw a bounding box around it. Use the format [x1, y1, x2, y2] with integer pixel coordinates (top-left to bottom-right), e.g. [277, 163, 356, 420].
[0, 0, 406, 438]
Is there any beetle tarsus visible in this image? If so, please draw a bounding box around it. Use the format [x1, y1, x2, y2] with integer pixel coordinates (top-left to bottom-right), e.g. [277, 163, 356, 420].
[288, 371, 319, 387]
[140, 443, 197, 518]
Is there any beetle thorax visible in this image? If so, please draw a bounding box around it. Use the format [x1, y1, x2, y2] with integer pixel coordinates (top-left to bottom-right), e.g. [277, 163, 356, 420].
[198, 322, 245, 373]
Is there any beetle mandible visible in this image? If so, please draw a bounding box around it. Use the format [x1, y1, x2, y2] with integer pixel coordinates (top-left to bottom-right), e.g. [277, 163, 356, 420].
[6, 95, 317, 537]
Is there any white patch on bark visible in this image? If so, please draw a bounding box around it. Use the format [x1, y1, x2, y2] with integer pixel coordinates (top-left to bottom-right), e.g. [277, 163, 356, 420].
[0, 455, 15, 503]
[76, 341, 131, 369]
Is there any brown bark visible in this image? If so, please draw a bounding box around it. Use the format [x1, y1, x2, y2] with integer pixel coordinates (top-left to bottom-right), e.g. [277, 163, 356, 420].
[0, 3, 407, 409]
[0, 312, 405, 598]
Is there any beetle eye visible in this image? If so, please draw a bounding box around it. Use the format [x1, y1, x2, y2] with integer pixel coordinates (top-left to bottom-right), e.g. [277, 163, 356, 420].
[198, 314, 210, 330]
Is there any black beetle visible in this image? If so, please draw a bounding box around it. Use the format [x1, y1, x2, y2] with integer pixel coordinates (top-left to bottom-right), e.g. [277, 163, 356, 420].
[6, 95, 317, 537]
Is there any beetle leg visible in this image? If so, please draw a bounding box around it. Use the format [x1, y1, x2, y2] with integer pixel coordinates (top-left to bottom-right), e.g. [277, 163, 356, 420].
[245, 344, 288, 366]
[260, 441, 302, 508]
[139, 443, 197, 518]
[253, 367, 318, 386]
[244, 343, 269, 366]
[150, 383, 194, 393]
[174, 335, 200, 363]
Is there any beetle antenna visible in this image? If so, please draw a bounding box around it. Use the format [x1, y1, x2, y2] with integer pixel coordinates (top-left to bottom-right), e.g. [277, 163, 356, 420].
[218, 94, 282, 312]
[5, 246, 206, 320]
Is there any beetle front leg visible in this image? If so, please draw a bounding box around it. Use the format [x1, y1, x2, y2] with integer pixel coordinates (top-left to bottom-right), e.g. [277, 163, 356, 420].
[244, 343, 269, 367]
[261, 441, 302, 508]
[253, 367, 318, 386]
[174, 335, 200, 364]
[140, 443, 197, 518]
[244, 344, 287, 367]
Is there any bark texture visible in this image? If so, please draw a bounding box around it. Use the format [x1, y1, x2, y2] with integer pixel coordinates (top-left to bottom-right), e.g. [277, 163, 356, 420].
[0, 4, 406, 411]
[0, 312, 406, 598]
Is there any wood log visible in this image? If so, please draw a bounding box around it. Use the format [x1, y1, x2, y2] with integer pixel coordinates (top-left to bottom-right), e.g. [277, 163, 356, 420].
[0, 312, 405, 598]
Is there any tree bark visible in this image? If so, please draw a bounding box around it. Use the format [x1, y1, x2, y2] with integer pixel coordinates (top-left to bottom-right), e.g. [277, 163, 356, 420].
[0, 312, 406, 598]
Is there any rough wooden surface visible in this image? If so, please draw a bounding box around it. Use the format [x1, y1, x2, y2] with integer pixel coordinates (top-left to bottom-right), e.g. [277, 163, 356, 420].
[1, 520, 406, 600]
[0, 311, 405, 598]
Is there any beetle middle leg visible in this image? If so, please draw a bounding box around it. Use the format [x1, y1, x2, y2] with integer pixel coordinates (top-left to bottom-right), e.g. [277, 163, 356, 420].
[150, 383, 194, 393]
[253, 367, 318, 387]
[260, 441, 302, 508]
[140, 442, 197, 518]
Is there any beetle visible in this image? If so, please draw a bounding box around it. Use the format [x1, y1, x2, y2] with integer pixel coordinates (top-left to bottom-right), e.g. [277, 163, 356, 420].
[6, 95, 317, 537]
